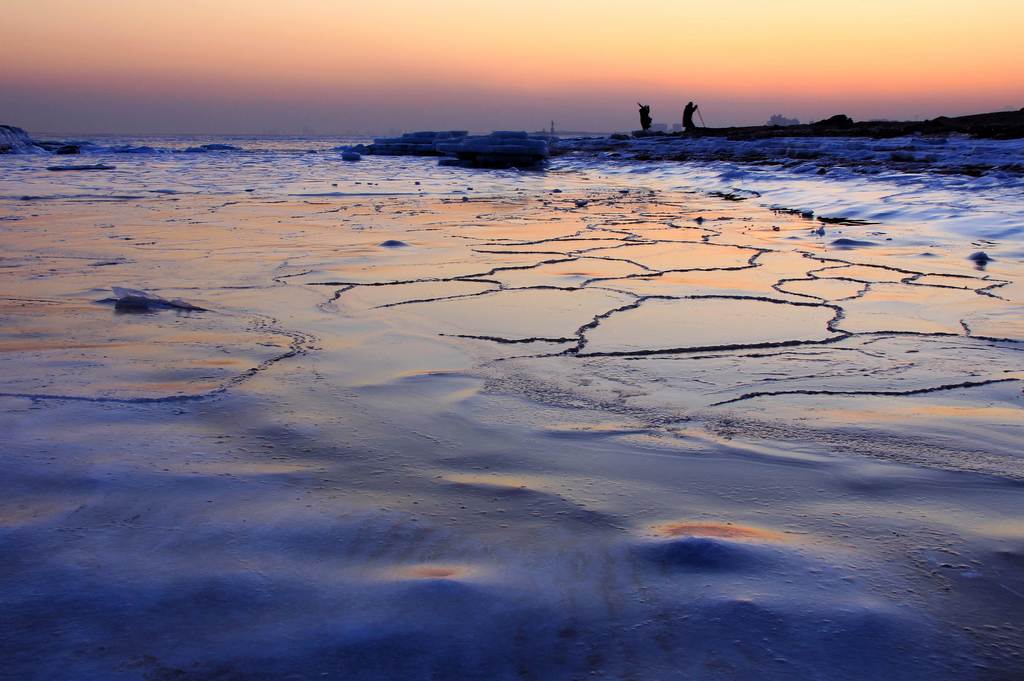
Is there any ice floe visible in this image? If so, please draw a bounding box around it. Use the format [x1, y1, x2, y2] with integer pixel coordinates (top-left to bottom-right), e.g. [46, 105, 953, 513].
[106, 286, 207, 312]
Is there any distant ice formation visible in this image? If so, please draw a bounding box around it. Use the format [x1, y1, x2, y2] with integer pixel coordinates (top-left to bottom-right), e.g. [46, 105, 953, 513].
[184, 143, 242, 153]
[0, 125, 44, 154]
[107, 145, 161, 154]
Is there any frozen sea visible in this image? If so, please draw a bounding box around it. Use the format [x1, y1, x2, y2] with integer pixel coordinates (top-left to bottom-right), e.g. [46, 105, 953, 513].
[1, 135, 1023, 680]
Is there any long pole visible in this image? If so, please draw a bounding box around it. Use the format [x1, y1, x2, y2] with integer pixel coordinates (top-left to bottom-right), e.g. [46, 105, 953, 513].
[697, 109, 707, 128]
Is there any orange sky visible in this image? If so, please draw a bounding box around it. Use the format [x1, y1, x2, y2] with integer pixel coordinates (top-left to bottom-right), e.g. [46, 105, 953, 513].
[2, 0, 1022, 133]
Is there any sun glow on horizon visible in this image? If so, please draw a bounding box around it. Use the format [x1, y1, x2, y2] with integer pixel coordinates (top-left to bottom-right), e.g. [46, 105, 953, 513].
[2, 0, 1021, 133]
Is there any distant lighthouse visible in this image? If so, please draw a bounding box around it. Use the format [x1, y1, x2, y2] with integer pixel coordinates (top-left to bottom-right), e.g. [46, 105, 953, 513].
[550, 120, 555, 134]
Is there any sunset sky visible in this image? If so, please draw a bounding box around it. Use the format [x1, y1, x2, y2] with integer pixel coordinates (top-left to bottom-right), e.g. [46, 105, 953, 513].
[2, 0, 1022, 134]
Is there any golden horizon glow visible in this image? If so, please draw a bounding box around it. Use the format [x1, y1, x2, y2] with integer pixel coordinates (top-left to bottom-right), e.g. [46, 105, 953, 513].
[2, 0, 1021, 132]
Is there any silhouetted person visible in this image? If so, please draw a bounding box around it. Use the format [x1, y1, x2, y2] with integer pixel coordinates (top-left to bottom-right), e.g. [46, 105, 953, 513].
[638, 103, 652, 131]
[683, 101, 699, 132]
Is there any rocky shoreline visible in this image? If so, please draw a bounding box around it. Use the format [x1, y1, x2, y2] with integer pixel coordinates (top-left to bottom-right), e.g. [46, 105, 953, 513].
[628, 109, 1024, 141]
[553, 110, 1024, 178]
[6, 109, 1023, 178]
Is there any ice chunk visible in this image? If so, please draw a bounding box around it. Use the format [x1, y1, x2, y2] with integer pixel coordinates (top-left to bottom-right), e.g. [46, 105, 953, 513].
[110, 287, 206, 312]
[367, 131, 468, 156]
[184, 143, 241, 153]
[830, 238, 878, 248]
[435, 131, 550, 168]
[108, 145, 159, 154]
[0, 124, 45, 154]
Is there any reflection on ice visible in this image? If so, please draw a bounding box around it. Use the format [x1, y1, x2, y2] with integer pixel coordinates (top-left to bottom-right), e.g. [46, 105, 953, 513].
[582, 297, 839, 354]
[410, 288, 632, 343]
[651, 520, 787, 542]
[382, 564, 480, 581]
[1, 140, 1023, 679]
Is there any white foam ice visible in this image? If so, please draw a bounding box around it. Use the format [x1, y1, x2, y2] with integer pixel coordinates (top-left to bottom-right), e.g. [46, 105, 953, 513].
[555, 140, 1024, 246]
[0, 125, 45, 154]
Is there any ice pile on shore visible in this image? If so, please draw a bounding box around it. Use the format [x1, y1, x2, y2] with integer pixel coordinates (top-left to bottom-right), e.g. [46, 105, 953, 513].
[0, 125, 44, 154]
[558, 132, 1024, 177]
[368, 131, 468, 156]
[436, 131, 551, 168]
[367, 130, 551, 167]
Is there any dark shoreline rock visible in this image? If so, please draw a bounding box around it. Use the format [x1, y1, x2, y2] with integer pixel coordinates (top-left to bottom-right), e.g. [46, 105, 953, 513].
[556, 108, 1024, 179]
[47, 164, 115, 171]
[968, 251, 992, 267]
[626, 108, 1024, 142]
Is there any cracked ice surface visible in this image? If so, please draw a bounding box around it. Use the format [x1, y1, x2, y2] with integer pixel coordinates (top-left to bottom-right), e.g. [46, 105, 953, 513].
[2, 147, 1024, 680]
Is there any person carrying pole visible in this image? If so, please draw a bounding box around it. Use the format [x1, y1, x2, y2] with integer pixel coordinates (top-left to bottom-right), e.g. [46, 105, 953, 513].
[638, 103, 653, 132]
[682, 101, 700, 132]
